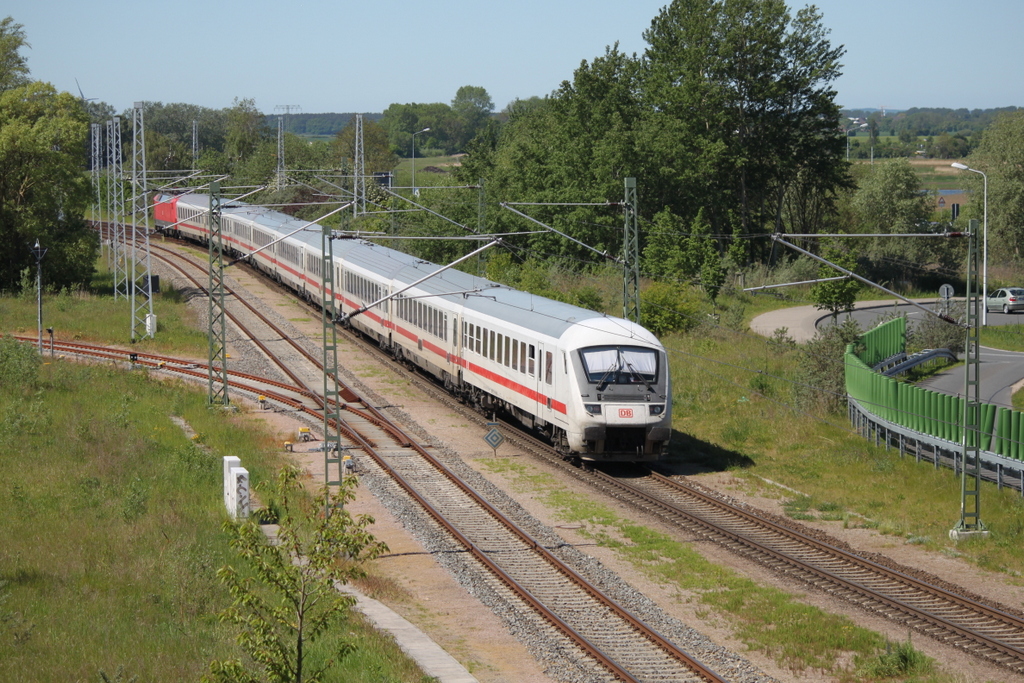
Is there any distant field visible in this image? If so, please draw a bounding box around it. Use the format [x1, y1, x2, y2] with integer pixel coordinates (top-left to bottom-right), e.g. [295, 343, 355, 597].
[852, 155, 970, 193]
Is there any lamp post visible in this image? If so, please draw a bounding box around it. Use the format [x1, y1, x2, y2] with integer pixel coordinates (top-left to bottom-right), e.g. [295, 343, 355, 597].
[845, 120, 867, 161]
[31, 239, 46, 354]
[952, 162, 988, 325]
[411, 127, 430, 196]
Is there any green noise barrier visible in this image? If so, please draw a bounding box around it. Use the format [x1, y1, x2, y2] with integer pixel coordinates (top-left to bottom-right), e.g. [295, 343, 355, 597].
[845, 316, 1015, 458]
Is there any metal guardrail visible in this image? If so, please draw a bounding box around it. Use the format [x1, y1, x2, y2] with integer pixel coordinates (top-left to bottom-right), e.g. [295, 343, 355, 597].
[849, 398, 1024, 496]
[877, 349, 959, 377]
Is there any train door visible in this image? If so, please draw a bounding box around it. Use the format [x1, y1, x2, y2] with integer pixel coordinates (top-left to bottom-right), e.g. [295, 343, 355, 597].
[451, 314, 462, 386]
[527, 341, 542, 423]
[539, 343, 555, 420]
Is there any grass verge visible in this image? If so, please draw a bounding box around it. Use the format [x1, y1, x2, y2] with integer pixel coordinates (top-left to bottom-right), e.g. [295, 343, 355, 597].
[0, 345, 428, 682]
[1, 262, 208, 357]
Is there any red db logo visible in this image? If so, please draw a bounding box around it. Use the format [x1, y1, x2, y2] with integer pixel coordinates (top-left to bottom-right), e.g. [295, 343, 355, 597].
[618, 408, 633, 418]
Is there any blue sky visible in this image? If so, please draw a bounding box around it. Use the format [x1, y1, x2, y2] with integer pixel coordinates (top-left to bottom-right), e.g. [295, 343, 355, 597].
[12, 0, 1022, 115]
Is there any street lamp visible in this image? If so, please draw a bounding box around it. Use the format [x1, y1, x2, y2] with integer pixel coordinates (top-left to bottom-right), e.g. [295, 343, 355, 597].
[844, 120, 867, 161]
[952, 162, 988, 325]
[411, 127, 430, 196]
[31, 239, 46, 354]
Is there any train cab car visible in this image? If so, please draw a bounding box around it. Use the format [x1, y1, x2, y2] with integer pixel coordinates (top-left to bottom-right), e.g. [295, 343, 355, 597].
[560, 318, 671, 462]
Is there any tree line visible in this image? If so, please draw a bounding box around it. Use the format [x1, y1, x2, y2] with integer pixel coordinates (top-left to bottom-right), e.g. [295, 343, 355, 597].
[5, 1, 1024, 319]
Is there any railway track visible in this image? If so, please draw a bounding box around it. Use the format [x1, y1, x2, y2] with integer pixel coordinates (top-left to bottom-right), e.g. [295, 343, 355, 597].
[100, 224, 1024, 677]
[592, 471, 1024, 673]
[73, 226, 744, 682]
[298, 262, 1024, 676]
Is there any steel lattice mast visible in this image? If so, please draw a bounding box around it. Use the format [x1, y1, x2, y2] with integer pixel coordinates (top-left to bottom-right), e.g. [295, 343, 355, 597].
[953, 218, 987, 539]
[273, 105, 300, 191]
[207, 182, 230, 406]
[321, 223, 346, 512]
[91, 123, 103, 259]
[130, 103, 155, 341]
[622, 177, 640, 323]
[276, 115, 285, 191]
[108, 117, 129, 300]
[354, 113, 365, 216]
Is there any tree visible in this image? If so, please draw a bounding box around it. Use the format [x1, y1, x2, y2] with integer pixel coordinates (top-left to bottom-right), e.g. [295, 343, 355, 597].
[451, 85, 494, 150]
[962, 110, 1024, 260]
[0, 17, 29, 93]
[205, 466, 387, 683]
[0, 81, 96, 292]
[642, 207, 687, 279]
[226, 97, 272, 166]
[640, 0, 848, 255]
[851, 158, 951, 285]
[810, 246, 861, 320]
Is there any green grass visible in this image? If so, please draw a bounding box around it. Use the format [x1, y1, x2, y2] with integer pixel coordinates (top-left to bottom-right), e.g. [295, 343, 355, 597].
[394, 154, 458, 188]
[662, 313, 1024, 581]
[1, 262, 208, 357]
[0, 331, 430, 681]
[981, 324, 1024, 353]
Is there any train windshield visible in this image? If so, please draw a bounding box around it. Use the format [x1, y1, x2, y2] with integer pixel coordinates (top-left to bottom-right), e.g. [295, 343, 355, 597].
[579, 346, 658, 385]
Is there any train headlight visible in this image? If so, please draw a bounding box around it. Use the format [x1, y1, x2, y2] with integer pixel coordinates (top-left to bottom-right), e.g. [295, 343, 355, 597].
[649, 405, 664, 416]
[584, 404, 602, 416]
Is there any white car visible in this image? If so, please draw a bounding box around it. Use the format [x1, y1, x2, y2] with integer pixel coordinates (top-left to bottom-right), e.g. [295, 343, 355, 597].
[986, 287, 1024, 314]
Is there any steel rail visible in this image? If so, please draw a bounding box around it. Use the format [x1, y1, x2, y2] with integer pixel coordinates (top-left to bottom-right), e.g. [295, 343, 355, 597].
[89, 223, 727, 682]
[597, 470, 1024, 669]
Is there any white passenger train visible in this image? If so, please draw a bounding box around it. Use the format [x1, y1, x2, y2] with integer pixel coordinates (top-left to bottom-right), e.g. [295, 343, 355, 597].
[154, 193, 672, 463]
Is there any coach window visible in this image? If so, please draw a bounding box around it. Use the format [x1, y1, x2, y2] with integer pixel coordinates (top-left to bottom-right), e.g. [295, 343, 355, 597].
[494, 332, 501, 362]
[511, 339, 519, 371]
[545, 351, 553, 385]
[520, 343, 527, 375]
[528, 345, 535, 376]
[482, 326, 489, 357]
[504, 335, 511, 367]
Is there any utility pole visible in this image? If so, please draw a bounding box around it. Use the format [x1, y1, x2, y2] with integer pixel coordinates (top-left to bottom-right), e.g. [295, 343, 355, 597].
[320, 223, 346, 514]
[31, 240, 46, 354]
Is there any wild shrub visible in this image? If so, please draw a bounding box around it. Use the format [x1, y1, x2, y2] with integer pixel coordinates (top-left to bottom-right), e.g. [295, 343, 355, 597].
[856, 638, 933, 678]
[0, 336, 40, 390]
[909, 300, 965, 354]
[639, 282, 703, 336]
[794, 317, 862, 414]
